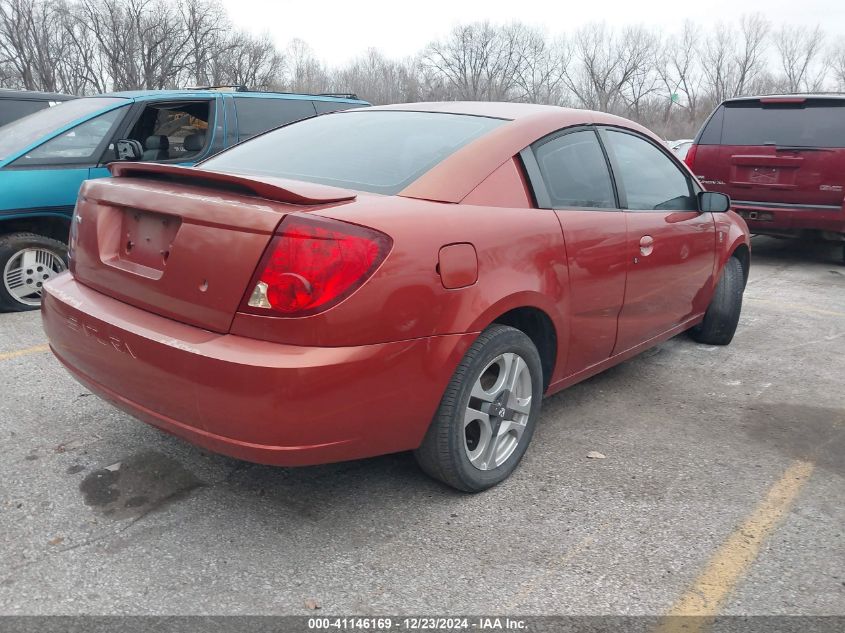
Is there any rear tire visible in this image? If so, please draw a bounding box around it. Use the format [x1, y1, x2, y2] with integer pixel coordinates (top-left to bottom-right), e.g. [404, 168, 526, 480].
[0, 232, 68, 312]
[414, 325, 543, 492]
[690, 257, 744, 345]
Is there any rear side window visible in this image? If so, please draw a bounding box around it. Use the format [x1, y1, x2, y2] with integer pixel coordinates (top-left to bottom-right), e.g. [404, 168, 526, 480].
[533, 129, 616, 208]
[0, 99, 49, 127]
[604, 129, 696, 211]
[235, 98, 317, 142]
[718, 100, 845, 148]
[202, 110, 505, 195]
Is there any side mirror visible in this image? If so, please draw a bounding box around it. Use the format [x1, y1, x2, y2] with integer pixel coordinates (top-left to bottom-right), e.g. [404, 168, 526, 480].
[115, 139, 143, 161]
[698, 191, 731, 213]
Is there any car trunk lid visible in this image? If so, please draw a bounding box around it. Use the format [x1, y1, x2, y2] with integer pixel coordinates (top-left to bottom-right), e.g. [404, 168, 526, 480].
[70, 163, 356, 333]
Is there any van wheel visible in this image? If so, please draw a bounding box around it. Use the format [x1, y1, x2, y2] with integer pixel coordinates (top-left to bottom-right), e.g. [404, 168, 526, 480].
[414, 325, 543, 492]
[0, 233, 68, 312]
[690, 257, 744, 346]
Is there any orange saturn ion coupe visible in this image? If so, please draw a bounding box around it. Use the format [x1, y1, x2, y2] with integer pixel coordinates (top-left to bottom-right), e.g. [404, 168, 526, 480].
[42, 102, 750, 491]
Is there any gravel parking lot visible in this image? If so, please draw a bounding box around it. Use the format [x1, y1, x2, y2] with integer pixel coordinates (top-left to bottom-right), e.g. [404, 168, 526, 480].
[0, 235, 843, 616]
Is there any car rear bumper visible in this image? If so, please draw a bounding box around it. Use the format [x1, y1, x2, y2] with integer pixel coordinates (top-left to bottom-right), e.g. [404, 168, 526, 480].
[734, 202, 845, 236]
[42, 273, 475, 466]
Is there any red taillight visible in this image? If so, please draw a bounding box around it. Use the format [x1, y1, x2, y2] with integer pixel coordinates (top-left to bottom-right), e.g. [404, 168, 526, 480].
[239, 214, 392, 317]
[684, 143, 698, 171]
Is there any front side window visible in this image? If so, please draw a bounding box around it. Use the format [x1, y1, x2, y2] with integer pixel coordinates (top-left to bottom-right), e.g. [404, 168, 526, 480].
[202, 110, 505, 195]
[604, 130, 696, 211]
[10, 106, 126, 166]
[533, 129, 616, 208]
[0, 97, 127, 162]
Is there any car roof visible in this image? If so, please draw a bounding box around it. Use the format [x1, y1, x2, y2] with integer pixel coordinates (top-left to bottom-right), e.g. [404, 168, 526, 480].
[104, 89, 368, 104]
[360, 101, 659, 203]
[0, 88, 75, 101]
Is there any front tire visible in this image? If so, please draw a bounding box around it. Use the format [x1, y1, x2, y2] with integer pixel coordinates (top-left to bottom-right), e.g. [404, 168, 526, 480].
[690, 256, 744, 345]
[414, 325, 543, 492]
[0, 232, 68, 312]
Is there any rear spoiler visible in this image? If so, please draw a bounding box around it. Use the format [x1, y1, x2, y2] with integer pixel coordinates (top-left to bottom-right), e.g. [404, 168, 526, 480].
[108, 162, 357, 206]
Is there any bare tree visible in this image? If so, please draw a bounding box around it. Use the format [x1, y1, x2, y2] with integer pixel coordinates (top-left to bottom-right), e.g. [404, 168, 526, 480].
[179, 0, 228, 87]
[284, 38, 329, 93]
[332, 49, 420, 104]
[733, 13, 770, 96]
[656, 21, 704, 132]
[774, 24, 826, 92]
[510, 25, 566, 104]
[207, 31, 283, 89]
[1, 1, 843, 140]
[421, 22, 522, 101]
[831, 43, 845, 90]
[562, 23, 654, 113]
[0, 0, 71, 91]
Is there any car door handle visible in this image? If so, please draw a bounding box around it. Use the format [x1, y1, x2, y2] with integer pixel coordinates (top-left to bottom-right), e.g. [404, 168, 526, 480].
[639, 235, 654, 257]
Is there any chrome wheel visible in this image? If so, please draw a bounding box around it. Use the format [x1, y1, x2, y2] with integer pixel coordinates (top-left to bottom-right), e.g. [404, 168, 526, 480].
[3, 247, 66, 307]
[464, 352, 533, 470]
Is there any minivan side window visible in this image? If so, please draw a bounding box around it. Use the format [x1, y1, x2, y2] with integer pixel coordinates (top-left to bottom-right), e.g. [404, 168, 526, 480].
[532, 129, 616, 208]
[235, 98, 317, 142]
[121, 100, 212, 163]
[604, 130, 696, 211]
[313, 100, 362, 115]
[11, 107, 125, 167]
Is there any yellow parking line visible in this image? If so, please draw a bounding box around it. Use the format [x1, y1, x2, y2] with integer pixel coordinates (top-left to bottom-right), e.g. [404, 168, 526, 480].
[747, 297, 845, 318]
[0, 344, 50, 361]
[655, 460, 814, 633]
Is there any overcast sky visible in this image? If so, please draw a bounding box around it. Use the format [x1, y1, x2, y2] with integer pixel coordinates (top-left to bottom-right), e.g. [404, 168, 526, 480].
[219, 0, 844, 67]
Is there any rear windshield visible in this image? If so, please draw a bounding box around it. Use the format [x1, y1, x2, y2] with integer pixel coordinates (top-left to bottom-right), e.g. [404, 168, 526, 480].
[703, 100, 845, 148]
[0, 97, 127, 161]
[201, 110, 506, 195]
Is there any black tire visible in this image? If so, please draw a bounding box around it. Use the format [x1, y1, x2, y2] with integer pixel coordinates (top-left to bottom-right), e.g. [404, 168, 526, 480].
[414, 324, 543, 492]
[0, 232, 68, 312]
[690, 257, 744, 345]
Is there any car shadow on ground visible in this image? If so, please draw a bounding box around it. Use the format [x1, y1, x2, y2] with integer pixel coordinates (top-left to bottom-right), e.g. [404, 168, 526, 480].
[750, 235, 844, 266]
[73, 333, 682, 525]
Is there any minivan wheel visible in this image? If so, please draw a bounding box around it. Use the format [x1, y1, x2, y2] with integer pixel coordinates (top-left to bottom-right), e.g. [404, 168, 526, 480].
[690, 256, 744, 346]
[414, 325, 543, 492]
[0, 233, 67, 312]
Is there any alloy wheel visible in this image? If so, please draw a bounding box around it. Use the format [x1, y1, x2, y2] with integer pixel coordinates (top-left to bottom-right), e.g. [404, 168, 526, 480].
[463, 352, 533, 470]
[3, 247, 66, 307]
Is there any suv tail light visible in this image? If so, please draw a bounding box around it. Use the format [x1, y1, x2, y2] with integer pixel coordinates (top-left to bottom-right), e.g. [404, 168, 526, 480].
[684, 143, 698, 171]
[239, 214, 392, 317]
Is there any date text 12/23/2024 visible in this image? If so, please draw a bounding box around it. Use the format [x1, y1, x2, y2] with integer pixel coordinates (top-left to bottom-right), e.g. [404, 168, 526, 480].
[308, 617, 527, 631]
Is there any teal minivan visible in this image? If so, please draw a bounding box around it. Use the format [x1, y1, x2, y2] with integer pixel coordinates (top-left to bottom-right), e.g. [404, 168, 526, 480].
[0, 88, 368, 310]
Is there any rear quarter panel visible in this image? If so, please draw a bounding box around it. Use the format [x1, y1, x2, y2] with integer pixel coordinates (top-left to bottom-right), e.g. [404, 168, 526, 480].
[229, 192, 570, 357]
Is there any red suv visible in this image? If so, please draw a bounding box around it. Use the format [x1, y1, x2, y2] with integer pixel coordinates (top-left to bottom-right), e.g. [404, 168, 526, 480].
[686, 95, 845, 261]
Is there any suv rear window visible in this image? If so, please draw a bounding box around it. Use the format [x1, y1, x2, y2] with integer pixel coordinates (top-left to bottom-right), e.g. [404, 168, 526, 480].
[202, 110, 505, 195]
[705, 100, 845, 148]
